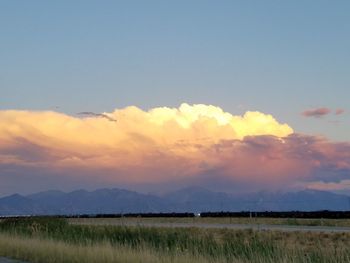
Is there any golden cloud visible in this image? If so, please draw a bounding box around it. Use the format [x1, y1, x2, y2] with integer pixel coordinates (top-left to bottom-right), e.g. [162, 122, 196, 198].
[0, 103, 292, 156]
[3, 103, 349, 192]
[0, 103, 295, 184]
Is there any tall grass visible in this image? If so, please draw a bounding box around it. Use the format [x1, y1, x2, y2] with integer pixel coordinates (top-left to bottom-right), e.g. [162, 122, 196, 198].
[0, 217, 277, 260]
[0, 217, 350, 262]
[0, 233, 220, 263]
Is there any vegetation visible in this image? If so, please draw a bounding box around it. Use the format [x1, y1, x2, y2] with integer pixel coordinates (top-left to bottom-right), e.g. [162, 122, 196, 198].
[0, 233, 213, 263]
[68, 211, 350, 220]
[70, 216, 350, 227]
[0, 217, 349, 262]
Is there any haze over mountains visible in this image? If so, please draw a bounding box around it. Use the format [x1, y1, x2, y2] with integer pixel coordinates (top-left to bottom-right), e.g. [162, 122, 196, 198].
[0, 187, 349, 216]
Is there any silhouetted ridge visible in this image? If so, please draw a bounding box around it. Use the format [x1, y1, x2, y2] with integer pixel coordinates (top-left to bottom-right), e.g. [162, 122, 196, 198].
[0, 188, 349, 216]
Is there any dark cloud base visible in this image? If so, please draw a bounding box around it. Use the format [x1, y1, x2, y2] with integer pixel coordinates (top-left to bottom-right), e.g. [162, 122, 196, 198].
[1, 133, 349, 195]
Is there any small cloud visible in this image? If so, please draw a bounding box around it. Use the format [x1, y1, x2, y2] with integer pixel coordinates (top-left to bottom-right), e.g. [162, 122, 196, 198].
[335, 109, 345, 115]
[302, 107, 331, 118]
[328, 120, 341, 125]
[77, 112, 117, 122]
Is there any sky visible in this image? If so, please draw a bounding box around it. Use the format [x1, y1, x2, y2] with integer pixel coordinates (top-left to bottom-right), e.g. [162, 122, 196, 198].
[0, 1, 349, 196]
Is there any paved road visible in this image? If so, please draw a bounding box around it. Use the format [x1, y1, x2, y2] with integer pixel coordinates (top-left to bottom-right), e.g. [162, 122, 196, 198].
[0, 258, 28, 263]
[74, 221, 350, 233]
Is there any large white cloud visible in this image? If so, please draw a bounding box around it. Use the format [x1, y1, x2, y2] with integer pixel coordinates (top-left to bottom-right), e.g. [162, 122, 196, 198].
[0, 103, 349, 194]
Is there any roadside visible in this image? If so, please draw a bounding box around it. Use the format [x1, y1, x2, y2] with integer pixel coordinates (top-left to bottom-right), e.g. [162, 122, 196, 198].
[0, 257, 29, 263]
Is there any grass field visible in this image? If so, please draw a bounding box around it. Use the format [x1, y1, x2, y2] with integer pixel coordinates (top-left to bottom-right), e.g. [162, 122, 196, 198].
[0, 217, 349, 262]
[69, 216, 350, 227]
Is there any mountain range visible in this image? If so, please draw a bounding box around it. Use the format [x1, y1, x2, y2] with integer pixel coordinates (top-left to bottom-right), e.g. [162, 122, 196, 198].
[0, 187, 349, 216]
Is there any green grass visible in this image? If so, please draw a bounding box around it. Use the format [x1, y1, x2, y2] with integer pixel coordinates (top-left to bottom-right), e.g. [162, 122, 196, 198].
[0, 217, 350, 263]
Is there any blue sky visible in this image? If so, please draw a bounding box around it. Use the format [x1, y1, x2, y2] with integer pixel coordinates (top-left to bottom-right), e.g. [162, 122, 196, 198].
[1, 0, 349, 141]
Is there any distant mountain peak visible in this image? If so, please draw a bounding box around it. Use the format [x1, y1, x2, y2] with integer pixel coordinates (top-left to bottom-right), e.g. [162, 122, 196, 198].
[0, 188, 349, 216]
[173, 186, 211, 194]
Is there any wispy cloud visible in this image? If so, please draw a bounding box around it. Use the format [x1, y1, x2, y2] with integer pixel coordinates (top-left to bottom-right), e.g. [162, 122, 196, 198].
[302, 107, 331, 118]
[335, 109, 345, 115]
[77, 112, 117, 122]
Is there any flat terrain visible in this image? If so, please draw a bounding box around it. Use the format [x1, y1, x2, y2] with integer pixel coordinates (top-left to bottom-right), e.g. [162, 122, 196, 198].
[69, 216, 350, 228]
[1, 217, 350, 263]
[70, 219, 350, 233]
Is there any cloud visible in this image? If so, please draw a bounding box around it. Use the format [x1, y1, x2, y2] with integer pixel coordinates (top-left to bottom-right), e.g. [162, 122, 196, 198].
[306, 180, 350, 192]
[302, 107, 331, 118]
[77, 112, 117, 122]
[0, 103, 349, 193]
[302, 107, 346, 118]
[335, 109, 345, 115]
[196, 134, 350, 189]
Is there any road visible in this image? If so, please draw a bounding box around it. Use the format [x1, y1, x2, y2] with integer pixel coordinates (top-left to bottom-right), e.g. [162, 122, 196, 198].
[0, 258, 28, 263]
[74, 221, 350, 233]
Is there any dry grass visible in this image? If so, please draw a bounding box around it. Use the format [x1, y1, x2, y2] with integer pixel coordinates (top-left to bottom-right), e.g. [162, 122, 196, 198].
[1, 232, 348, 263]
[69, 216, 350, 227]
[1, 218, 350, 263]
[0, 233, 225, 263]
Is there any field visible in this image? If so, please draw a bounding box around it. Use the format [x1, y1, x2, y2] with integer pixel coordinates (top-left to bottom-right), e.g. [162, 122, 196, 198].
[0, 217, 350, 263]
[69, 216, 350, 227]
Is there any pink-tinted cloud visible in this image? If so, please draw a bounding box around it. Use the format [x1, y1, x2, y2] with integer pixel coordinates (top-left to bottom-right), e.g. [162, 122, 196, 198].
[0, 104, 349, 194]
[302, 107, 331, 118]
[306, 180, 350, 192]
[335, 109, 345, 115]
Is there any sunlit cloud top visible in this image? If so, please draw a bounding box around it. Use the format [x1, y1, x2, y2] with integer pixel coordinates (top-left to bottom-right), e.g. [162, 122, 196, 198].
[0, 103, 349, 194]
[0, 103, 293, 149]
